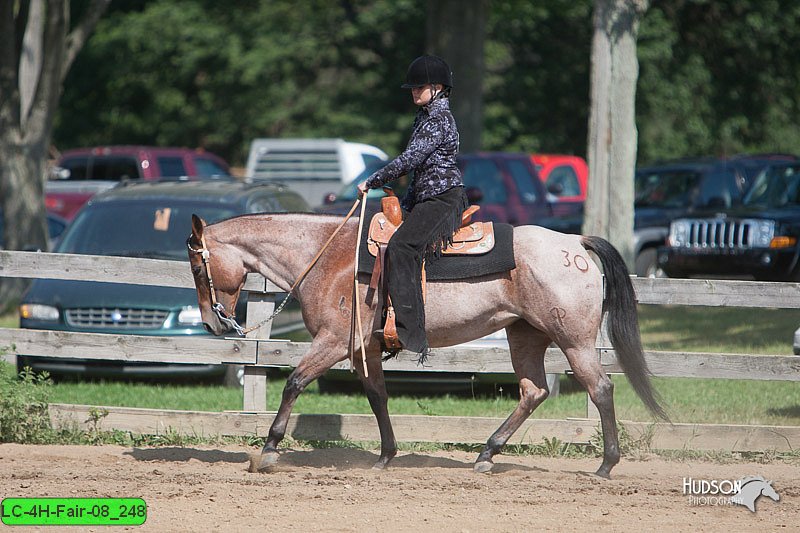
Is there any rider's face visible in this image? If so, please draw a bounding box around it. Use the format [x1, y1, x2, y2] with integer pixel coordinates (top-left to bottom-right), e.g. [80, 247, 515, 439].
[411, 84, 442, 105]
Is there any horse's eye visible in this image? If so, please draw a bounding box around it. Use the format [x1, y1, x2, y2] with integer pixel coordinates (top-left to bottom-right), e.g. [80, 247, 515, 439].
[191, 265, 202, 276]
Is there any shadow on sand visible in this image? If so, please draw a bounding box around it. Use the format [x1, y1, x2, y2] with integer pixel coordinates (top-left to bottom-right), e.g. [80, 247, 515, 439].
[124, 446, 544, 474]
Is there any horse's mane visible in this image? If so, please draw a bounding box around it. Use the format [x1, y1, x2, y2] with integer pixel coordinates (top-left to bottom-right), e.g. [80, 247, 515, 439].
[210, 211, 348, 227]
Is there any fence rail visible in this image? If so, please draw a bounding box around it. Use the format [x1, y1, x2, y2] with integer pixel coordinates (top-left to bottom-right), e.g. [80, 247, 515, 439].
[2, 250, 799, 451]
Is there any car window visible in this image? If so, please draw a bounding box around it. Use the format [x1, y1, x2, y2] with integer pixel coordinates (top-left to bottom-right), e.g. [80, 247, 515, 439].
[157, 157, 187, 177]
[91, 156, 140, 181]
[506, 160, 540, 204]
[57, 203, 236, 260]
[58, 157, 90, 180]
[461, 159, 508, 203]
[194, 157, 228, 177]
[744, 164, 800, 207]
[635, 170, 701, 208]
[545, 165, 581, 197]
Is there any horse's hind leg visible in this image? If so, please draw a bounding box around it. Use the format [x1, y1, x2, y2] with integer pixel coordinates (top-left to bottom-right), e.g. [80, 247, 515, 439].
[474, 321, 551, 474]
[353, 348, 397, 469]
[563, 346, 619, 479]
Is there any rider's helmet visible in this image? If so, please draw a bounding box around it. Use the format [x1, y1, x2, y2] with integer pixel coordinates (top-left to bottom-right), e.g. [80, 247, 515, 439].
[401, 55, 454, 89]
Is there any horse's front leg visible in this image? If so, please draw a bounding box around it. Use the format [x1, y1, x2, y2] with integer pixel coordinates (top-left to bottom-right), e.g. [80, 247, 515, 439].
[353, 346, 397, 469]
[255, 331, 345, 472]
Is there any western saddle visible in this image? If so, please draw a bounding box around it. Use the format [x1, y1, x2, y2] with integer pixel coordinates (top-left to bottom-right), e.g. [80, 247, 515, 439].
[366, 188, 496, 349]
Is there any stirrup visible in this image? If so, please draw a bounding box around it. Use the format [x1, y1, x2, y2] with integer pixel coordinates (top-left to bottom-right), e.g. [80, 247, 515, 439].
[381, 306, 402, 350]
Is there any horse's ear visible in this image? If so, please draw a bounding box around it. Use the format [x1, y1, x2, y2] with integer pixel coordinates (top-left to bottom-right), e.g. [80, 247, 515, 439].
[191, 214, 206, 240]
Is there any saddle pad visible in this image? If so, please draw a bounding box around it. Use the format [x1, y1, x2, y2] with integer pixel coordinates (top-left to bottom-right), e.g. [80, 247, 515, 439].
[358, 222, 516, 281]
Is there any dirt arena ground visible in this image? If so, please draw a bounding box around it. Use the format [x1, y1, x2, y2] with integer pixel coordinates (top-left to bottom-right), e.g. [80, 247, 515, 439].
[1, 443, 797, 532]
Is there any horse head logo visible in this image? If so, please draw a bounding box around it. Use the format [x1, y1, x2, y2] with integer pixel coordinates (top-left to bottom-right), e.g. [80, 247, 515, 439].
[730, 476, 780, 513]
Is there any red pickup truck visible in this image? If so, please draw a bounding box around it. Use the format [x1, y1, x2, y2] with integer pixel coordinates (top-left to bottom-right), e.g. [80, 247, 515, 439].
[46, 146, 230, 220]
[531, 154, 588, 217]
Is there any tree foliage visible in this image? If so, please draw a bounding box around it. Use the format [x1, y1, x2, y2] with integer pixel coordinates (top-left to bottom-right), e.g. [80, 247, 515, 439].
[53, 0, 800, 167]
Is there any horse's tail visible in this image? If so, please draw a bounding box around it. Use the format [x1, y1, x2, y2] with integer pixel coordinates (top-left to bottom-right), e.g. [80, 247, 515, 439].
[581, 235, 669, 421]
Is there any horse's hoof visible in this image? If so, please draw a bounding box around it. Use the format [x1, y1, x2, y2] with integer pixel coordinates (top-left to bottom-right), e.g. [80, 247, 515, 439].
[372, 461, 387, 471]
[249, 450, 280, 473]
[594, 468, 612, 480]
[474, 461, 494, 474]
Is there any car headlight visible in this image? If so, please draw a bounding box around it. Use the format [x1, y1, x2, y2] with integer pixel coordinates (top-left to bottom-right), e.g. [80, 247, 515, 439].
[19, 304, 60, 321]
[668, 220, 690, 247]
[749, 220, 776, 248]
[177, 306, 203, 325]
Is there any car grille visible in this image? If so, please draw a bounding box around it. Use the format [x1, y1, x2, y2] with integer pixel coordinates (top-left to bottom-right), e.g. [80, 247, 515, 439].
[670, 218, 775, 250]
[65, 308, 169, 329]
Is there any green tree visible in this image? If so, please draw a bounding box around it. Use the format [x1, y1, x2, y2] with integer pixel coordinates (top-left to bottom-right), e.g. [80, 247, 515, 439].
[637, 0, 800, 163]
[56, 0, 427, 164]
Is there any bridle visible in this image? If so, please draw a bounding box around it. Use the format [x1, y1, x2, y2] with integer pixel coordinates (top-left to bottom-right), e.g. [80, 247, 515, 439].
[186, 233, 255, 335]
[187, 199, 362, 337]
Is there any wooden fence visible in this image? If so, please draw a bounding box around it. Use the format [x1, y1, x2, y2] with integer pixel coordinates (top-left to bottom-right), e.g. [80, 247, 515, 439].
[2, 250, 799, 452]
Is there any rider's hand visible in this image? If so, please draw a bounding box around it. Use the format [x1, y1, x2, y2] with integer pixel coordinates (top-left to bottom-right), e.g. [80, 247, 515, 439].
[357, 181, 369, 198]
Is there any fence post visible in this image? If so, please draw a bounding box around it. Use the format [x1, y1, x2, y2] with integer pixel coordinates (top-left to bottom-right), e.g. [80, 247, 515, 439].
[242, 292, 276, 412]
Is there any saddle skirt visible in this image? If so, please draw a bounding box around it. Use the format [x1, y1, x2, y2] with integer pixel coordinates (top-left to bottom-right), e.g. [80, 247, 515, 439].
[367, 204, 495, 258]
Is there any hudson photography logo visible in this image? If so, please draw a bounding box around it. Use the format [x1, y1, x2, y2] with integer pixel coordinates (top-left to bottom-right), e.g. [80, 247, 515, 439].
[682, 476, 781, 512]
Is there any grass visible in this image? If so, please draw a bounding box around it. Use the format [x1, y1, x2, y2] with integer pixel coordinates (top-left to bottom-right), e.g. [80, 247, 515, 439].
[0, 311, 18, 329]
[638, 305, 800, 355]
[1, 305, 799, 427]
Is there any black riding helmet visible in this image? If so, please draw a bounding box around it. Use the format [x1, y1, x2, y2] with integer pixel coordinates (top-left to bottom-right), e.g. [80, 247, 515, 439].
[401, 55, 454, 89]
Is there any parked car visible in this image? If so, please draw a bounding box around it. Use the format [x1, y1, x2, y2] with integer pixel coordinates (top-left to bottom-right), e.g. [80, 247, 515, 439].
[539, 154, 799, 277]
[531, 154, 588, 217]
[18, 179, 309, 384]
[0, 211, 68, 251]
[246, 138, 388, 208]
[659, 160, 800, 281]
[318, 152, 558, 227]
[46, 145, 231, 220]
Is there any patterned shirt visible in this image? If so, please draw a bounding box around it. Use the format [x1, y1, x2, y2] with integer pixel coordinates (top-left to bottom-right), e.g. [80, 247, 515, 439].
[365, 97, 463, 210]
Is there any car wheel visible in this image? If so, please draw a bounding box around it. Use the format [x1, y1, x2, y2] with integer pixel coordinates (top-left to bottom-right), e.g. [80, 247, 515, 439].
[635, 248, 665, 278]
[317, 376, 362, 394]
[222, 364, 245, 388]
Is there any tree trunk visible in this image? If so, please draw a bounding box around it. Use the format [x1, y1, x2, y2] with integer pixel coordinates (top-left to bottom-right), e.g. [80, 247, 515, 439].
[0, 0, 109, 311]
[583, 0, 648, 269]
[425, 0, 488, 152]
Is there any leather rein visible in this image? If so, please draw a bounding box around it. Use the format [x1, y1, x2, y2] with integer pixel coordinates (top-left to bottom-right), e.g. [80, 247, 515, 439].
[187, 199, 362, 336]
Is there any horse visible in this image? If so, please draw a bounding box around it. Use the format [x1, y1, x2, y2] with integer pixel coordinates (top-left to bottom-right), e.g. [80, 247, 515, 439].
[731, 476, 780, 512]
[187, 211, 667, 479]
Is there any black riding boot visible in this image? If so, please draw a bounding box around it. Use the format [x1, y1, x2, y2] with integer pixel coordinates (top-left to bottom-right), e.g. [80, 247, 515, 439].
[385, 186, 467, 354]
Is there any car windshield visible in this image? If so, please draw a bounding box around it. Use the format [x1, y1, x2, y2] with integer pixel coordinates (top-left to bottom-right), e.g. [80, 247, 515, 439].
[634, 170, 702, 208]
[56, 201, 237, 260]
[742, 164, 800, 207]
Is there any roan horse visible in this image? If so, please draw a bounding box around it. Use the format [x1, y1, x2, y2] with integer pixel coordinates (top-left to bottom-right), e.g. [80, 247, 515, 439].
[187, 212, 667, 478]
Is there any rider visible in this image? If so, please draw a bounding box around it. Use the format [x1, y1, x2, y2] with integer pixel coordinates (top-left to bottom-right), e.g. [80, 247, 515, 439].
[357, 55, 467, 357]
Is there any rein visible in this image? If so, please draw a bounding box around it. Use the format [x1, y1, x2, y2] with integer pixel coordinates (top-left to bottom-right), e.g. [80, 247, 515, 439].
[187, 200, 362, 336]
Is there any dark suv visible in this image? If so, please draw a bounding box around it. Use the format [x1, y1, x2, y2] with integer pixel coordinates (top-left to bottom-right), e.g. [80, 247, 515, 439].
[659, 161, 800, 281]
[540, 154, 798, 277]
